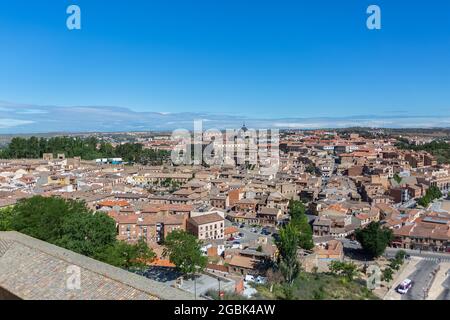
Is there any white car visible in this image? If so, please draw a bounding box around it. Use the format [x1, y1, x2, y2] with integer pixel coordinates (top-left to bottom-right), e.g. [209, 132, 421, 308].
[245, 275, 255, 282]
[396, 279, 413, 294]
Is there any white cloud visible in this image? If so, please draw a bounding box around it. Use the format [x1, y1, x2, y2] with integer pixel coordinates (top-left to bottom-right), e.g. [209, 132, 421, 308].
[15, 109, 49, 115]
[0, 119, 35, 128]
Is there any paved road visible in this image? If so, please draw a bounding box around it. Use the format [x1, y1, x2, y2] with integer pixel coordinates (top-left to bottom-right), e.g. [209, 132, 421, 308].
[401, 260, 439, 300]
[385, 248, 450, 262]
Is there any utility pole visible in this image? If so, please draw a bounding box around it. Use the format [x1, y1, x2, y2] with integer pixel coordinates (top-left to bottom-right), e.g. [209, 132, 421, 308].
[218, 278, 221, 300]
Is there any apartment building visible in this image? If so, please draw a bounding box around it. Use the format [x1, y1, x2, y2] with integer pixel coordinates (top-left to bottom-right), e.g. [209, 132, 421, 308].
[187, 213, 225, 240]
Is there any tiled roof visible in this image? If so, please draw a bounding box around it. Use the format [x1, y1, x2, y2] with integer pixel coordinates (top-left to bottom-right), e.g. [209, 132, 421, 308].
[0, 232, 194, 300]
[189, 213, 223, 226]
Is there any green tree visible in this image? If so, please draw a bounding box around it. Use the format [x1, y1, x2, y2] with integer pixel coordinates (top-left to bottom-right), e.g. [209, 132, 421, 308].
[305, 164, 318, 175]
[418, 195, 431, 207]
[329, 261, 358, 281]
[389, 259, 401, 271]
[289, 200, 306, 220]
[382, 267, 394, 282]
[97, 239, 156, 270]
[395, 250, 407, 262]
[275, 223, 300, 284]
[0, 207, 15, 231]
[418, 186, 443, 207]
[10, 196, 91, 243]
[0, 136, 169, 164]
[55, 211, 117, 257]
[162, 230, 207, 277]
[4, 196, 156, 271]
[355, 222, 393, 258]
[288, 200, 314, 250]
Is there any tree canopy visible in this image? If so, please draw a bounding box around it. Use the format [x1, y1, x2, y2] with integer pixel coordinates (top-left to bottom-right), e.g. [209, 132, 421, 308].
[0, 136, 170, 164]
[275, 222, 301, 284]
[329, 261, 359, 281]
[417, 186, 443, 207]
[162, 230, 207, 276]
[355, 222, 393, 258]
[2, 196, 155, 270]
[0, 207, 14, 231]
[288, 200, 314, 250]
[96, 239, 156, 270]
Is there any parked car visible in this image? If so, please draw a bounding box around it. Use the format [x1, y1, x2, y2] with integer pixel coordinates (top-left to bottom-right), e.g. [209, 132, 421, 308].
[227, 237, 235, 241]
[238, 232, 244, 237]
[233, 240, 241, 245]
[239, 224, 245, 228]
[245, 275, 255, 282]
[251, 228, 258, 233]
[255, 276, 267, 284]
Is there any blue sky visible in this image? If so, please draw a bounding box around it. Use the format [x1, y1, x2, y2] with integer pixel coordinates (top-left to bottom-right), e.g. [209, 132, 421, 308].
[0, 0, 449, 132]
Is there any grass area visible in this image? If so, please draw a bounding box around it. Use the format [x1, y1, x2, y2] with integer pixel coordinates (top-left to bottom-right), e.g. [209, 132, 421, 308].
[255, 272, 379, 300]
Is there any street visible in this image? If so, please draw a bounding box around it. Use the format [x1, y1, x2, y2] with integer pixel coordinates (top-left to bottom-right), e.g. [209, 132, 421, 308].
[385, 248, 450, 262]
[384, 257, 449, 300]
[402, 259, 439, 300]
